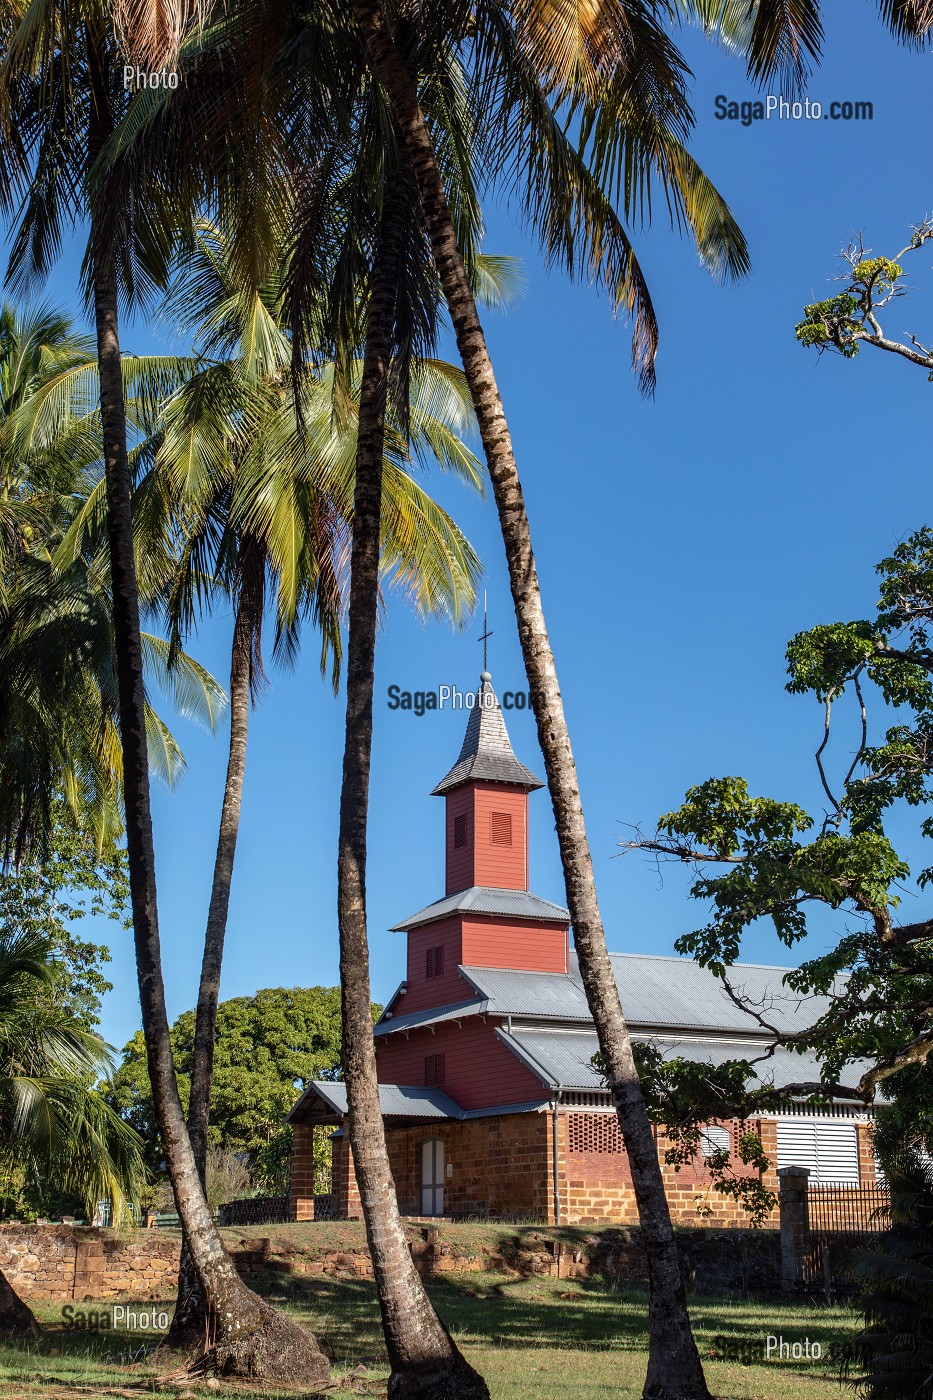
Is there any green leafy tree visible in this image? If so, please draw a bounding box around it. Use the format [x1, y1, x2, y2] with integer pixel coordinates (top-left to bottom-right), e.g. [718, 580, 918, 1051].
[796, 218, 933, 378]
[109, 987, 358, 1174]
[626, 528, 933, 1165]
[0, 807, 127, 1028]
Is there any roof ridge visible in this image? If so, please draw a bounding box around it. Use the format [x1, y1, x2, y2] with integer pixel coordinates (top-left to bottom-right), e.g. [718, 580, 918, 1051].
[607, 951, 799, 973]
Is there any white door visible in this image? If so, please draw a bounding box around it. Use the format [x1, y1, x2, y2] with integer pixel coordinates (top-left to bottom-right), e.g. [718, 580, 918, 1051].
[420, 1138, 445, 1216]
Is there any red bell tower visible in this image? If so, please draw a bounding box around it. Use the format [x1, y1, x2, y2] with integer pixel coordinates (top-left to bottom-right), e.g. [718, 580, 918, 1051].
[388, 673, 570, 1016]
[434, 672, 542, 895]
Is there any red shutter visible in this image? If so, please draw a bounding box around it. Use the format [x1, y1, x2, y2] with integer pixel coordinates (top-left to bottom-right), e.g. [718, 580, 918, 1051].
[434, 1053, 446, 1089]
[453, 813, 467, 849]
[426, 947, 434, 979]
[435, 944, 445, 977]
[490, 811, 512, 846]
[424, 1056, 435, 1086]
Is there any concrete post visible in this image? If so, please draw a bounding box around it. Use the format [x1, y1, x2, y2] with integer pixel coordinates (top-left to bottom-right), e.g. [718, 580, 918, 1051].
[778, 1165, 810, 1292]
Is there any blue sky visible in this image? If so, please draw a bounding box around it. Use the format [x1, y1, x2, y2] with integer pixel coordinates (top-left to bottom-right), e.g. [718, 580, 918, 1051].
[11, 6, 932, 1055]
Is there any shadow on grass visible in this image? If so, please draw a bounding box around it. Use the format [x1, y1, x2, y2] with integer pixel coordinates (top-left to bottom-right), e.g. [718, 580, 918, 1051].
[251, 1267, 857, 1378]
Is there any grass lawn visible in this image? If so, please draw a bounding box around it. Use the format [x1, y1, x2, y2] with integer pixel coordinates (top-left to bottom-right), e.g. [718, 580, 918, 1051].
[0, 1272, 859, 1399]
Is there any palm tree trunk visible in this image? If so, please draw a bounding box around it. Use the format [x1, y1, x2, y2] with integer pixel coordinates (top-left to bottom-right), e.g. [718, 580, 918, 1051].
[348, 8, 710, 1398]
[169, 551, 261, 1350]
[0, 1267, 39, 1339]
[337, 181, 488, 1399]
[87, 36, 327, 1387]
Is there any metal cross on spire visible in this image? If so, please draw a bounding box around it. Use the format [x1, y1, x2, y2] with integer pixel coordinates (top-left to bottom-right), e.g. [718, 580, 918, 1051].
[479, 591, 493, 674]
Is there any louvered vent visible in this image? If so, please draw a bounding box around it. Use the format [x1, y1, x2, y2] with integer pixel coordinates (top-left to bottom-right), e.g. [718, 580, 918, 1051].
[776, 1119, 860, 1185]
[453, 813, 467, 849]
[490, 811, 513, 846]
[424, 1054, 446, 1089]
[701, 1125, 732, 1160]
[568, 1112, 624, 1155]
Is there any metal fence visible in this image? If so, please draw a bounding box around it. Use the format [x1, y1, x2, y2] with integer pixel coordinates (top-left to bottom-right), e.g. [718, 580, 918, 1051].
[803, 1185, 890, 1295]
[809, 1185, 890, 1235]
[217, 1193, 339, 1225]
[219, 1196, 290, 1226]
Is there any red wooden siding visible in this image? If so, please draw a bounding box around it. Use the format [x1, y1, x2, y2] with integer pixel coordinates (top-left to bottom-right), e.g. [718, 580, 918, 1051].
[445, 788, 473, 894]
[376, 1018, 544, 1109]
[472, 786, 528, 889]
[444, 783, 528, 893]
[461, 915, 569, 973]
[402, 918, 468, 1013]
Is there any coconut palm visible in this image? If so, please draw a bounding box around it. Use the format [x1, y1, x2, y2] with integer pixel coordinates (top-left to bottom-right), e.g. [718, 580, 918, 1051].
[0, 926, 145, 1337]
[95, 4, 748, 1392]
[139, 219, 484, 1344]
[0, 4, 329, 1381]
[307, 2, 924, 1392]
[0, 300, 224, 863]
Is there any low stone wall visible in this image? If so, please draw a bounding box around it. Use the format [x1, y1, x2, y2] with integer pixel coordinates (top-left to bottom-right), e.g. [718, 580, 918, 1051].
[0, 1225, 180, 1302]
[0, 1220, 781, 1303]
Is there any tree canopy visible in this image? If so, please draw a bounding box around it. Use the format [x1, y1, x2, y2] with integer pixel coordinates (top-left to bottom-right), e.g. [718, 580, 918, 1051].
[109, 986, 366, 1168]
[0, 808, 127, 1029]
[627, 527, 933, 1169]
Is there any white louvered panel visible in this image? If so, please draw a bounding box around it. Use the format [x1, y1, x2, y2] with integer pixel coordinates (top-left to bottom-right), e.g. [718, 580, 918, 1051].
[776, 1120, 859, 1185]
[701, 1125, 732, 1159]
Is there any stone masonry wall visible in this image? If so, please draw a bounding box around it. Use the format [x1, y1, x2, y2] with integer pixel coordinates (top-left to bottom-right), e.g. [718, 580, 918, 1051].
[0, 1225, 180, 1302]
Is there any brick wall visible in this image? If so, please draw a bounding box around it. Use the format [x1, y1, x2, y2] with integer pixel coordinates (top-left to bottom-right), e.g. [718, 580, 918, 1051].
[386, 1113, 552, 1219]
[290, 1122, 317, 1221]
[296, 1111, 880, 1230]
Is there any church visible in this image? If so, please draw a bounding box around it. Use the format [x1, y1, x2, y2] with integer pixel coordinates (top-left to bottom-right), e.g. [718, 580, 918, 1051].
[288, 673, 878, 1227]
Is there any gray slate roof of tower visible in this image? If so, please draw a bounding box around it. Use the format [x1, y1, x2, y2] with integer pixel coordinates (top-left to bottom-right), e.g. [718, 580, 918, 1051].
[389, 885, 570, 932]
[432, 674, 544, 794]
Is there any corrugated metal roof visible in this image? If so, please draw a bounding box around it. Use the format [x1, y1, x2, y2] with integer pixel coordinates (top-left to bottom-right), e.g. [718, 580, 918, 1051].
[497, 1027, 865, 1093]
[287, 1080, 462, 1123]
[390, 886, 569, 932]
[459, 954, 835, 1035]
[460, 966, 590, 1018]
[375, 997, 489, 1036]
[602, 952, 831, 1034]
[432, 675, 543, 794]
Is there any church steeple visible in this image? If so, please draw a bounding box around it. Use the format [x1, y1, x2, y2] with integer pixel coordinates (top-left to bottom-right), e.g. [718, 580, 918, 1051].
[387, 667, 570, 1001]
[432, 674, 542, 896]
[432, 674, 543, 796]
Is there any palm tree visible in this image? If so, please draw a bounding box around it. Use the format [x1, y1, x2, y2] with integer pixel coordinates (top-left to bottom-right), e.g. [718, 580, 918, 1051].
[315, 0, 918, 1390]
[0, 5, 329, 1381]
[0, 926, 145, 1337]
[98, 5, 744, 1392]
[146, 220, 484, 1346]
[0, 300, 225, 863]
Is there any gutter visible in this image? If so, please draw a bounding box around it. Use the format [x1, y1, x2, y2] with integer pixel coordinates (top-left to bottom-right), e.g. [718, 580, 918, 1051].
[551, 1092, 562, 1226]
